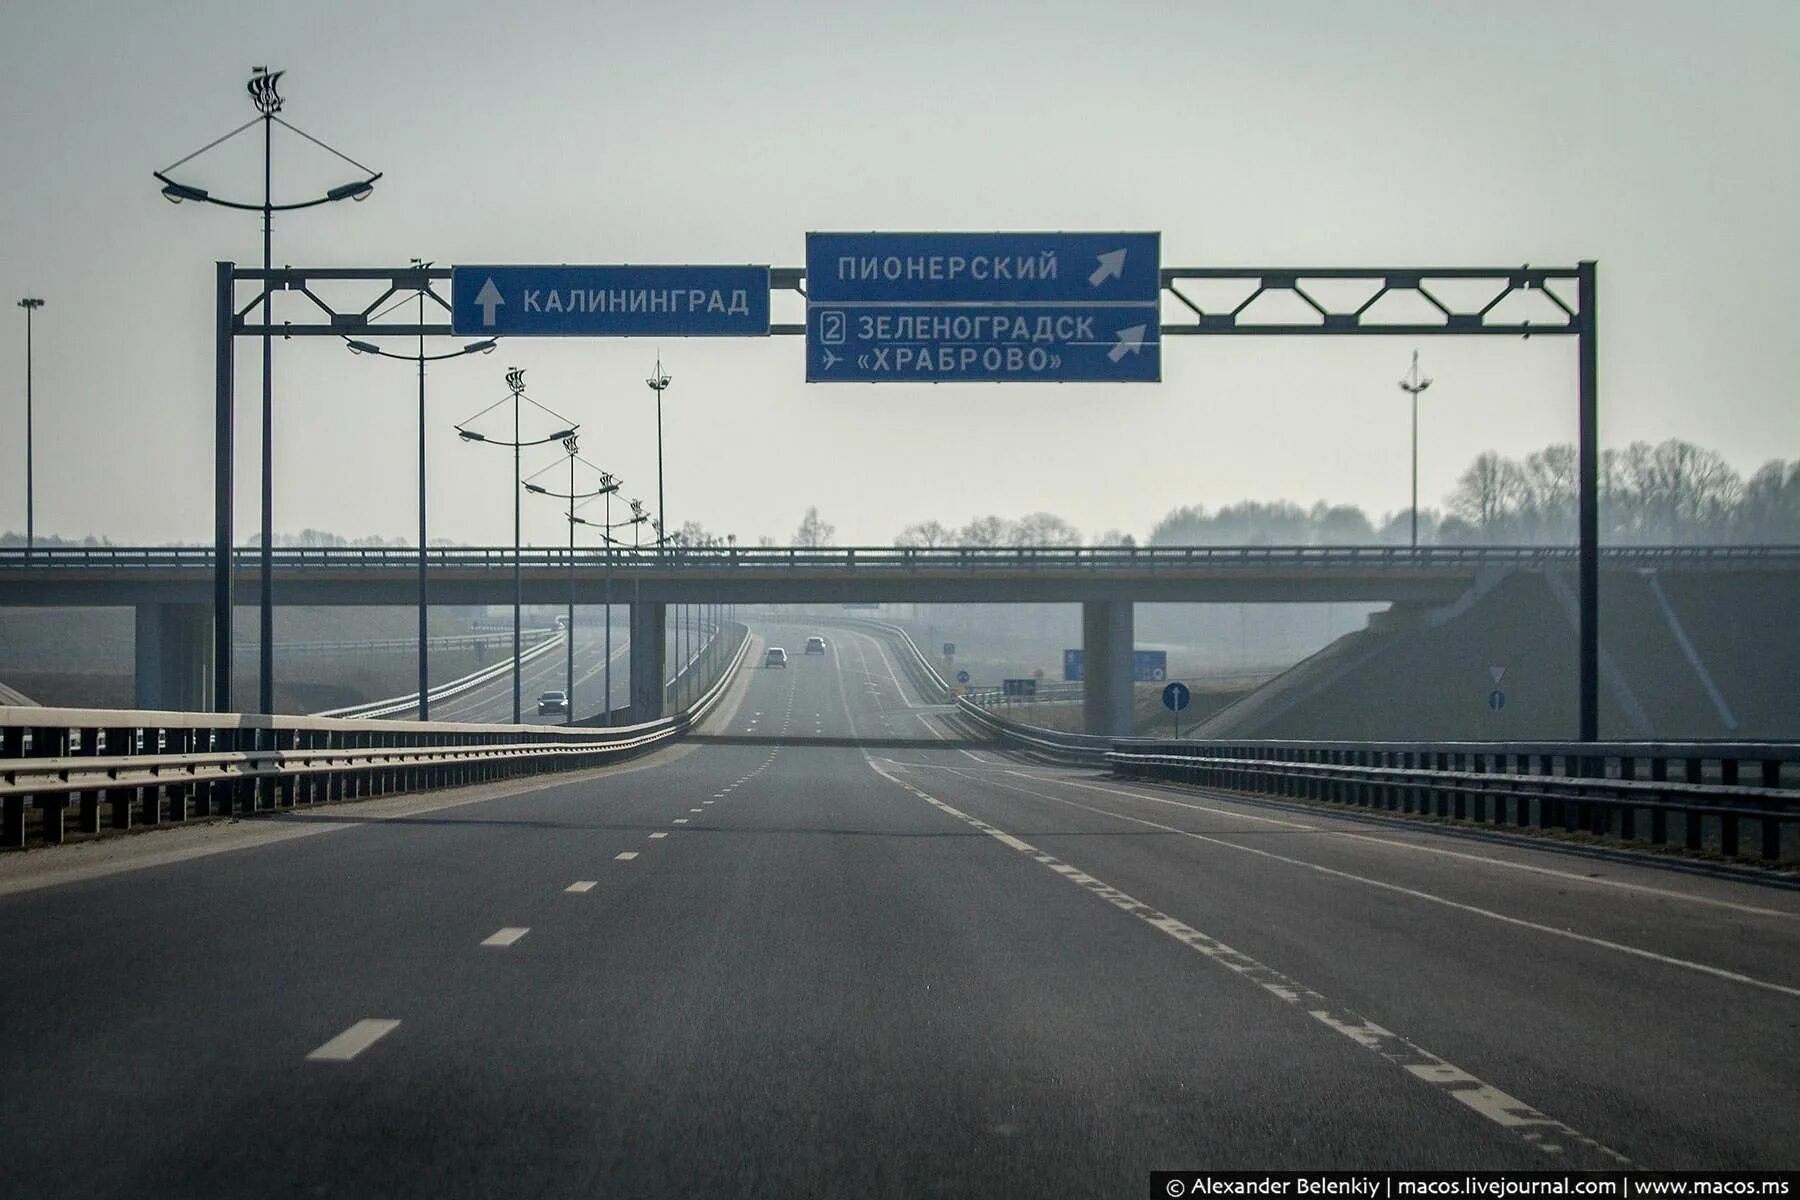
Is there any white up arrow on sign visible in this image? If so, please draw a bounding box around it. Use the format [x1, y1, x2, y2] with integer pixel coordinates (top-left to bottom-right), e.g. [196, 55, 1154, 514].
[1088, 248, 1126, 287]
[474, 277, 504, 327]
[1107, 324, 1147, 363]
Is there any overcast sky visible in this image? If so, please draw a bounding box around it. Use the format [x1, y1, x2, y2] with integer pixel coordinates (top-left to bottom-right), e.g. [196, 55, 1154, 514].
[2, 0, 1796, 547]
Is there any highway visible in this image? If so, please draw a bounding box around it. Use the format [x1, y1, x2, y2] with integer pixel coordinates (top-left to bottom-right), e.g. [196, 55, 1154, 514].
[0, 620, 1795, 1195]
[423, 618, 630, 725]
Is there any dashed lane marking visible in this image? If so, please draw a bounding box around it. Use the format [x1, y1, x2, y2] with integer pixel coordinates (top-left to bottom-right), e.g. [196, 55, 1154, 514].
[565, 881, 597, 893]
[975, 772, 1800, 1003]
[614, 851, 639, 861]
[1020, 773, 1800, 921]
[649, 832, 668, 839]
[306, 1019, 401, 1062]
[864, 757, 1632, 1167]
[481, 927, 529, 947]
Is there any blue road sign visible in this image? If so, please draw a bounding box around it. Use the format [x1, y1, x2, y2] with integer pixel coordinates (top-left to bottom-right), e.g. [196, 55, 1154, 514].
[808, 233, 1160, 304]
[1065, 648, 1166, 681]
[451, 265, 770, 337]
[805, 232, 1161, 384]
[808, 304, 1158, 383]
[956, 670, 971, 684]
[1162, 681, 1191, 712]
[942, 643, 956, 657]
[1134, 650, 1168, 683]
[1488, 689, 1506, 711]
[1002, 678, 1038, 698]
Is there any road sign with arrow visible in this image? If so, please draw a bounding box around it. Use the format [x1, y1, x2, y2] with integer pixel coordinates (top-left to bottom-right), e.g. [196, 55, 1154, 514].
[451, 265, 770, 337]
[804, 232, 1160, 383]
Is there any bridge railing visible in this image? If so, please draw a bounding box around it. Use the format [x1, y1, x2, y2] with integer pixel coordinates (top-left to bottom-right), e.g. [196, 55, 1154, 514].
[7, 544, 1800, 572]
[1110, 738, 1800, 863]
[0, 634, 749, 851]
[238, 628, 557, 657]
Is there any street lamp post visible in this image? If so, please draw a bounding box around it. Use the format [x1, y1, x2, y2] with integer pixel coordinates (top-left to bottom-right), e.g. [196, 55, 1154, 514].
[16, 299, 43, 558]
[344, 276, 496, 721]
[456, 368, 578, 723]
[571, 493, 643, 725]
[156, 67, 381, 714]
[1398, 350, 1434, 550]
[646, 357, 671, 561]
[524, 445, 618, 724]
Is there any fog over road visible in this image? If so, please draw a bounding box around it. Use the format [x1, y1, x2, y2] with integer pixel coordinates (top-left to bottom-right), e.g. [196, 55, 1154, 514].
[1, 621, 1795, 1195]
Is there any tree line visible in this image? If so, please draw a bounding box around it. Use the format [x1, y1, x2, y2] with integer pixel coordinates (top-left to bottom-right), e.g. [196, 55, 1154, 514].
[877, 440, 1800, 547]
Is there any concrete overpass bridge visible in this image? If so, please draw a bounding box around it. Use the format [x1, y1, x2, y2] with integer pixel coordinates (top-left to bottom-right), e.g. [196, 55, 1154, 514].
[4, 543, 1794, 728]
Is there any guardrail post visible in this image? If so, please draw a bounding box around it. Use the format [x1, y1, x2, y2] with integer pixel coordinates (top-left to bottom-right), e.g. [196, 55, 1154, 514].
[105, 726, 137, 830]
[2, 723, 27, 846]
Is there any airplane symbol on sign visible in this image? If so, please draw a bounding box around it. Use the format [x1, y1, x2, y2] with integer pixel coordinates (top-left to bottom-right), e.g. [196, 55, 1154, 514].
[821, 347, 841, 371]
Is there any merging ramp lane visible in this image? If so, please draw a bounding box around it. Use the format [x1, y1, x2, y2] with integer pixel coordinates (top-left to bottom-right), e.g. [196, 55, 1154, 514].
[0, 620, 1795, 1194]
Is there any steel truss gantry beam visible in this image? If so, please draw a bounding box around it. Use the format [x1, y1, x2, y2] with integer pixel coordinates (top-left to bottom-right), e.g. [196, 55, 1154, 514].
[216, 260, 1599, 739]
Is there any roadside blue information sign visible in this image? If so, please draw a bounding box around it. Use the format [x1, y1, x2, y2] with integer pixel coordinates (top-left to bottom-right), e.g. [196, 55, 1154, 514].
[1064, 648, 1166, 681]
[452, 265, 770, 337]
[805, 232, 1160, 383]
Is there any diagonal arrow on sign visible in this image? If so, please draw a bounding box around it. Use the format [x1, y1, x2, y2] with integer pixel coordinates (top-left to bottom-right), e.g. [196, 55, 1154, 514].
[1107, 324, 1148, 363]
[474, 277, 504, 327]
[1089, 248, 1127, 287]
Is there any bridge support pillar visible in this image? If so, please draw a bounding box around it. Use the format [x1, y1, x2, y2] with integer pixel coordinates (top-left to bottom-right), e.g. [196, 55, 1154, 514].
[134, 604, 213, 712]
[629, 602, 666, 723]
[1082, 600, 1134, 738]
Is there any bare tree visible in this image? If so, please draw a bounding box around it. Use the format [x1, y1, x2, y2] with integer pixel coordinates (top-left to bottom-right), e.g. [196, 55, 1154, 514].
[1309, 502, 1375, 544]
[1448, 451, 1526, 537]
[1733, 460, 1800, 542]
[896, 519, 953, 548]
[1012, 512, 1082, 547]
[957, 515, 1010, 547]
[793, 506, 835, 547]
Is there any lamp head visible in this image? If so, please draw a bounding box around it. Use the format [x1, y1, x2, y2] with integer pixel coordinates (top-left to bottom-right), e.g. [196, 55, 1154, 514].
[457, 429, 484, 442]
[326, 179, 376, 203]
[160, 181, 210, 204]
[345, 339, 380, 356]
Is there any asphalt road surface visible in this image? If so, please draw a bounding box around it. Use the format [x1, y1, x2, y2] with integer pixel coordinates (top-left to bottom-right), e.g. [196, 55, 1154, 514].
[425, 618, 630, 725]
[1, 620, 1796, 1197]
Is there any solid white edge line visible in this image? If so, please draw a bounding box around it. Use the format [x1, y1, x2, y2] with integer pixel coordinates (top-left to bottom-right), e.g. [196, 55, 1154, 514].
[864, 757, 1629, 1166]
[306, 1018, 401, 1062]
[974, 771, 1800, 1002]
[1025, 772, 1799, 921]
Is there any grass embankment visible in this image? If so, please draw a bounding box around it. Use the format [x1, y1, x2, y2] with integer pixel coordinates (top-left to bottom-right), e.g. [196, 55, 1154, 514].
[0, 607, 491, 712]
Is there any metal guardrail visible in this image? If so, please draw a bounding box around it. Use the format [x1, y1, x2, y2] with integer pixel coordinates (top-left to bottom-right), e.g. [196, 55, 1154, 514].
[235, 628, 557, 657]
[5, 544, 1800, 572]
[0, 635, 749, 850]
[314, 631, 566, 719]
[839, 622, 1800, 864]
[1110, 739, 1800, 863]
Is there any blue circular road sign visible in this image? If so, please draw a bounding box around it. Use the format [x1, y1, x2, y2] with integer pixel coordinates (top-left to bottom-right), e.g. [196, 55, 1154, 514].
[1162, 681, 1191, 712]
[1488, 689, 1506, 711]
[956, 670, 971, 684]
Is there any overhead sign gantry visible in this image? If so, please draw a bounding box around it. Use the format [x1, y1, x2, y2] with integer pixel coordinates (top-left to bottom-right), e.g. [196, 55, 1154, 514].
[209, 246, 1600, 742]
